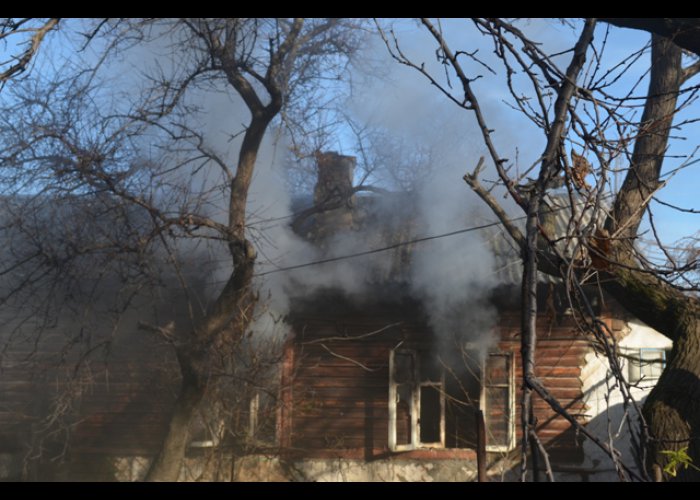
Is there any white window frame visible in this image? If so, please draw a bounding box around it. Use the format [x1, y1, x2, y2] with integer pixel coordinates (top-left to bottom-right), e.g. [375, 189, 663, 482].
[480, 351, 516, 453]
[388, 348, 445, 451]
[249, 391, 261, 438]
[628, 347, 667, 383]
[247, 389, 278, 445]
[189, 414, 225, 449]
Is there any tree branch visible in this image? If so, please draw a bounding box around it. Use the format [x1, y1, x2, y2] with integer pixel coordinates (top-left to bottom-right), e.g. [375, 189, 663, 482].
[601, 18, 700, 57]
[682, 58, 700, 84]
[0, 18, 59, 88]
[464, 157, 525, 249]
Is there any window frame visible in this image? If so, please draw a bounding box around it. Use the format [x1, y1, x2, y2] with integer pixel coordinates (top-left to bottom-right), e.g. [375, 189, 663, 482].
[388, 347, 446, 451]
[627, 347, 667, 384]
[480, 351, 516, 453]
[389, 346, 516, 453]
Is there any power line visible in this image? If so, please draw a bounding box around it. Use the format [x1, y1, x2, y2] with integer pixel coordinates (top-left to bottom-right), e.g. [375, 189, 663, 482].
[253, 192, 617, 278]
[199, 192, 616, 286]
[195, 216, 515, 288]
[253, 219, 510, 278]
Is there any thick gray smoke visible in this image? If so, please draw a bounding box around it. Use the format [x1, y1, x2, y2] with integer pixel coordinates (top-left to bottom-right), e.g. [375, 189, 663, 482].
[408, 163, 501, 355]
[59, 20, 546, 353]
[249, 146, 505, 357]
[232, 28, 526, 356]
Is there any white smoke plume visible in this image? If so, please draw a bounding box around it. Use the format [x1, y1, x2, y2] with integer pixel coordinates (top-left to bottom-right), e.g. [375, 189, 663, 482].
[244, 30, 513, 356]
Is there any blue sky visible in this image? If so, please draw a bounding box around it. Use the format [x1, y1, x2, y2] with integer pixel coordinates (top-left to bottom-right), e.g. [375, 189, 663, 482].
[343, 19, 700, 252]
[8, 18, 700, 255]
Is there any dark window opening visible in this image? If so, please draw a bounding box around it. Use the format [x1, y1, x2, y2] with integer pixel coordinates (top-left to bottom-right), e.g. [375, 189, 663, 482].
[444, 375, 479, 449]
[419, 385, 442, 443]
[390, 347, 514, 452]
[396, 384, 413, 446]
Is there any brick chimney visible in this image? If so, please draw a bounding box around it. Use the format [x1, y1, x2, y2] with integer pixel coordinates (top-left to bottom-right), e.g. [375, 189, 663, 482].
[310, 151, 357, 243]
[314, 151, 356, 207]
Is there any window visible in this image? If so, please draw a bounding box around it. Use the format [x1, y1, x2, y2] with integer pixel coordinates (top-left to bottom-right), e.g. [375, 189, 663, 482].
[389, 348, 445, 450]
[388, 347, 515, 453]
[481, 352, 515, 452]
[628, 348, 667, 383]
[189, 409, 225, 449]
[189, 388, 277, 450]
[248, 389, 277, 445]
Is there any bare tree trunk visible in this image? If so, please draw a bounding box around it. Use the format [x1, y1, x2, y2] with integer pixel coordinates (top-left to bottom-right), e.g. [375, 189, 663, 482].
[520, 193, 539, 482]
[607, 267, 700, 480]
[644, 316, 700, 481]
[600, 19, 700, 58]
[144, 263, 257, 481]
[607, 35, 682, 243]
[602, 35, 700, 480]
[146, 348, 207, 481]
[518, 20, 596, 482]
[144, 111, 272, 482]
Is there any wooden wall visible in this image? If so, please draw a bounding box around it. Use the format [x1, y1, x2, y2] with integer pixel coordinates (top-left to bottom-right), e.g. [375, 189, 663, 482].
[287, 313, 406, 456]
[0, 285, 624, 478]
[497, 312, 590, 462]
[0, 320, 178, 479]
[284, 294, 600, 464]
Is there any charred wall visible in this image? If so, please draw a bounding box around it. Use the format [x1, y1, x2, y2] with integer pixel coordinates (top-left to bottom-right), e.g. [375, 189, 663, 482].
[283, 288, 604, 466]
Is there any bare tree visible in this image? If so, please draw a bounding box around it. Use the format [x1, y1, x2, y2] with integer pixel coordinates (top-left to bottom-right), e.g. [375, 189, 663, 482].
[600, 18, 700, 57]
[0, 18, 362, 481]
[380, 18, 700, 481]
[0, 18, 60, 89]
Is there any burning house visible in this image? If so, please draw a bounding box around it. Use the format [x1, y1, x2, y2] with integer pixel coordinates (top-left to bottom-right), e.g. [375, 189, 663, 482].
[0, 152, 671, 482]
[250, 152, 670, 481]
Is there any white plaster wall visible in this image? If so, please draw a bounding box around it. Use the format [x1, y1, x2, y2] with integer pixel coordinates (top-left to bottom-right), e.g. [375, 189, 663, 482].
[574, 320, 672, 481]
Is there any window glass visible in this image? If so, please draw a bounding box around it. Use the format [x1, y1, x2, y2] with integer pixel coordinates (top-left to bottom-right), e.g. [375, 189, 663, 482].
[483, 353, 513, 451]
[419, 385, 442, 443]
[628, 348, 667, 383]
[395, 383, 413, 446]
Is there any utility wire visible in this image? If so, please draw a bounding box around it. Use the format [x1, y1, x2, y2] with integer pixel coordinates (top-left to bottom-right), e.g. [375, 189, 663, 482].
[253, 192, 618, 278]
[197, 191, 617, 286]
[254, 219, 511, 277]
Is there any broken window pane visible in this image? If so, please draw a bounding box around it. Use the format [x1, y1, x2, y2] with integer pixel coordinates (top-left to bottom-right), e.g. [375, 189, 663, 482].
[390, 348, 454, 450]
[394, 351, 415, 384]
[419, 356, 442, 383]
[419, 385, 441, 444]
[396, 383, 413, 446]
